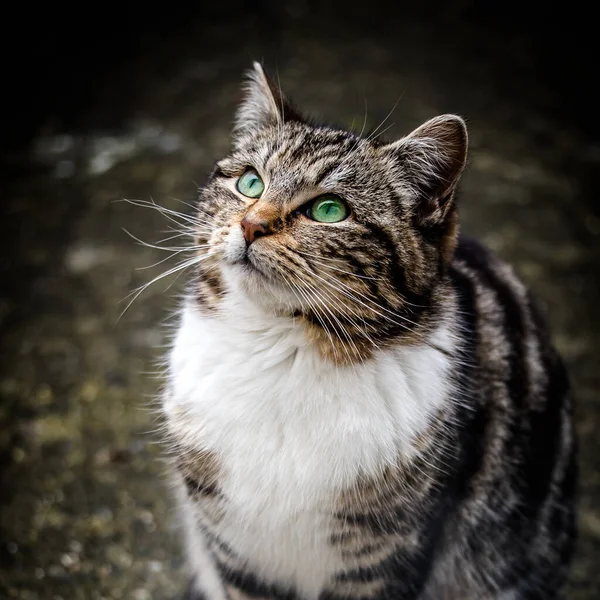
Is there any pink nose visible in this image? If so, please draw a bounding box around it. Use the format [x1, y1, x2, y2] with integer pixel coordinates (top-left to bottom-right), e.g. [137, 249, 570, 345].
[241, 217, 270, 244]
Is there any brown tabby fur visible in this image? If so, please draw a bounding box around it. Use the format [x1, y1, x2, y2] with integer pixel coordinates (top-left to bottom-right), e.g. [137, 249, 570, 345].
[163, 63, 577, 600]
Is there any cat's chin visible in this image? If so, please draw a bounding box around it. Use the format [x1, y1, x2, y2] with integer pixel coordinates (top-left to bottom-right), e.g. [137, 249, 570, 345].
[221, 262, 302, 317]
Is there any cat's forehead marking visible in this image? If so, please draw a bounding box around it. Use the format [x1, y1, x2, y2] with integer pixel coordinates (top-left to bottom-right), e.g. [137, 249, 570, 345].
[257, 125, 367, 194]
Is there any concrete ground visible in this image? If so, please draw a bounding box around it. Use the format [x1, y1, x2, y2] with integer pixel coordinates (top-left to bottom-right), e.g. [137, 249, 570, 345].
[1, 3, 598, 599]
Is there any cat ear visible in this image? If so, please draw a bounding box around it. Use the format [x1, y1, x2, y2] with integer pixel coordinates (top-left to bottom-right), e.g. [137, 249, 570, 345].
[387, 114, 468, 225]
[234, 62, 301, 138]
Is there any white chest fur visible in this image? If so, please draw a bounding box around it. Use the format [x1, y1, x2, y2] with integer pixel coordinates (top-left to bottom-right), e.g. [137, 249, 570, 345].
[165, 298, 455, 598]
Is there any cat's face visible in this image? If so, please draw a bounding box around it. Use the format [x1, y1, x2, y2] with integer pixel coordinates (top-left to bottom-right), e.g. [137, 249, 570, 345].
[194, 63, 467, 362]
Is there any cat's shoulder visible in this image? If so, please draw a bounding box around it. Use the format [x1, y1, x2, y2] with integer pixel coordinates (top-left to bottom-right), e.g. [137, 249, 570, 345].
[453, 234, 504, 270]
[449, 233, 558, 347]
[449, 234, 564, 379]
[451, 234, 530, 299]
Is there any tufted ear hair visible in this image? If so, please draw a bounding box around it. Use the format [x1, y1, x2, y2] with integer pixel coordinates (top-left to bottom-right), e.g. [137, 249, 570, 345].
[234, 62, 302, 139]
[386, 114, 468, 226]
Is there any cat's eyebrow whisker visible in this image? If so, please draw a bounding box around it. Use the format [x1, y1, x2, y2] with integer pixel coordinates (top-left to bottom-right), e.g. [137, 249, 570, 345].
[360, 94, 402, 141]
[275, 67, 285, 141]
[368, 122, 395, 143]
[332, 102, 369, 175]
[359, 95, 369, 139]
[334, 92, 389, 175]
[335, 94, 402, 176]
[364, 92, 404, 145]
[335, 133, 364, 174]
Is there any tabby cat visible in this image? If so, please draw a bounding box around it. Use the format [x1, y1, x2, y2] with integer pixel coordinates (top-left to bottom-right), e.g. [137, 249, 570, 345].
[162, 63, 576, 600]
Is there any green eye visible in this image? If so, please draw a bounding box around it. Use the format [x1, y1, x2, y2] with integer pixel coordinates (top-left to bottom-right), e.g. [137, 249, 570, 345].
[308, 195, 348, 223]
[237, 169, 265, 198]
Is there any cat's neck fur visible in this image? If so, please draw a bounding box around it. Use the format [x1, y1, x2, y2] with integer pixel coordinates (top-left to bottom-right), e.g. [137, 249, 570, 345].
[166, 291, 459, 594]
[167, 290, 459, 488]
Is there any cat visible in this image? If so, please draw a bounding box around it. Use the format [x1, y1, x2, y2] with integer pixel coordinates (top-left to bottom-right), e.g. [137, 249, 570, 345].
[161, 62, 577, 600]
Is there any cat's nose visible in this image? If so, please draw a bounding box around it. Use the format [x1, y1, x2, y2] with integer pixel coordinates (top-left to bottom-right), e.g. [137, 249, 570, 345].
[241, 216, 271, 244]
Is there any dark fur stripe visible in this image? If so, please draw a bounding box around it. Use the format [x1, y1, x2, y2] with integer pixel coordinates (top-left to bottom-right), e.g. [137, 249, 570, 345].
[448, 262, 491, 501]
[457, 240, 570, 526]
[171, 70, 577, 598]
[334, 509, 402, 534]
[185, 579, 207, 600]
[197, 523, 238, 559]
[521, 324, 570, 513]
[312, 156, 347, 185]
[184, 475, 219, 498]
[215, 562, 296, 600]
[336, 539, 441, 598]
[360, 222, 433, 321]
[455, 237, 529, 408]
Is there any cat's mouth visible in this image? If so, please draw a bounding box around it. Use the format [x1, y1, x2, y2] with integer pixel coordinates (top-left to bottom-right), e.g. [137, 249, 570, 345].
[239, 250, 271, 279]
[221, 228, 303, 312]
[224, 240, 276, 283]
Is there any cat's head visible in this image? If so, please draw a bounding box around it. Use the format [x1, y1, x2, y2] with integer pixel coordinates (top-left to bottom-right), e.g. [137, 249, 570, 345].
[194, 62, 467, 362]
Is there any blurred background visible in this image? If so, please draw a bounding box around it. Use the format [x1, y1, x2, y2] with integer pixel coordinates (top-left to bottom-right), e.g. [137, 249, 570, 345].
[1, 2, 598, 598]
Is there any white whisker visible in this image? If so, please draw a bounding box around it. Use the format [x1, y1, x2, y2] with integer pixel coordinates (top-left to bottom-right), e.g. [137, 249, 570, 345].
[119, 253, 212, 320]
[122, 228, 210, 253]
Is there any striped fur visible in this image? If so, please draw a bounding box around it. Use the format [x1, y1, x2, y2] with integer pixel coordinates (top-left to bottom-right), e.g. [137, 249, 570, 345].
[163, 63, 576, 600]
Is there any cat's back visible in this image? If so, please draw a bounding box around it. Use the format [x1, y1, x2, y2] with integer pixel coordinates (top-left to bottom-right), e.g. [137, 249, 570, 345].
[433, 236, 577, 598]
[449, 234, 569, 413]
[448, 235, 574, 483]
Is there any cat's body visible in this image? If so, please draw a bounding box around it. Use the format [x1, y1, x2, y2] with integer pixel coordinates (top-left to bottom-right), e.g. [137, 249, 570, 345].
[161, 64, 576, 600]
